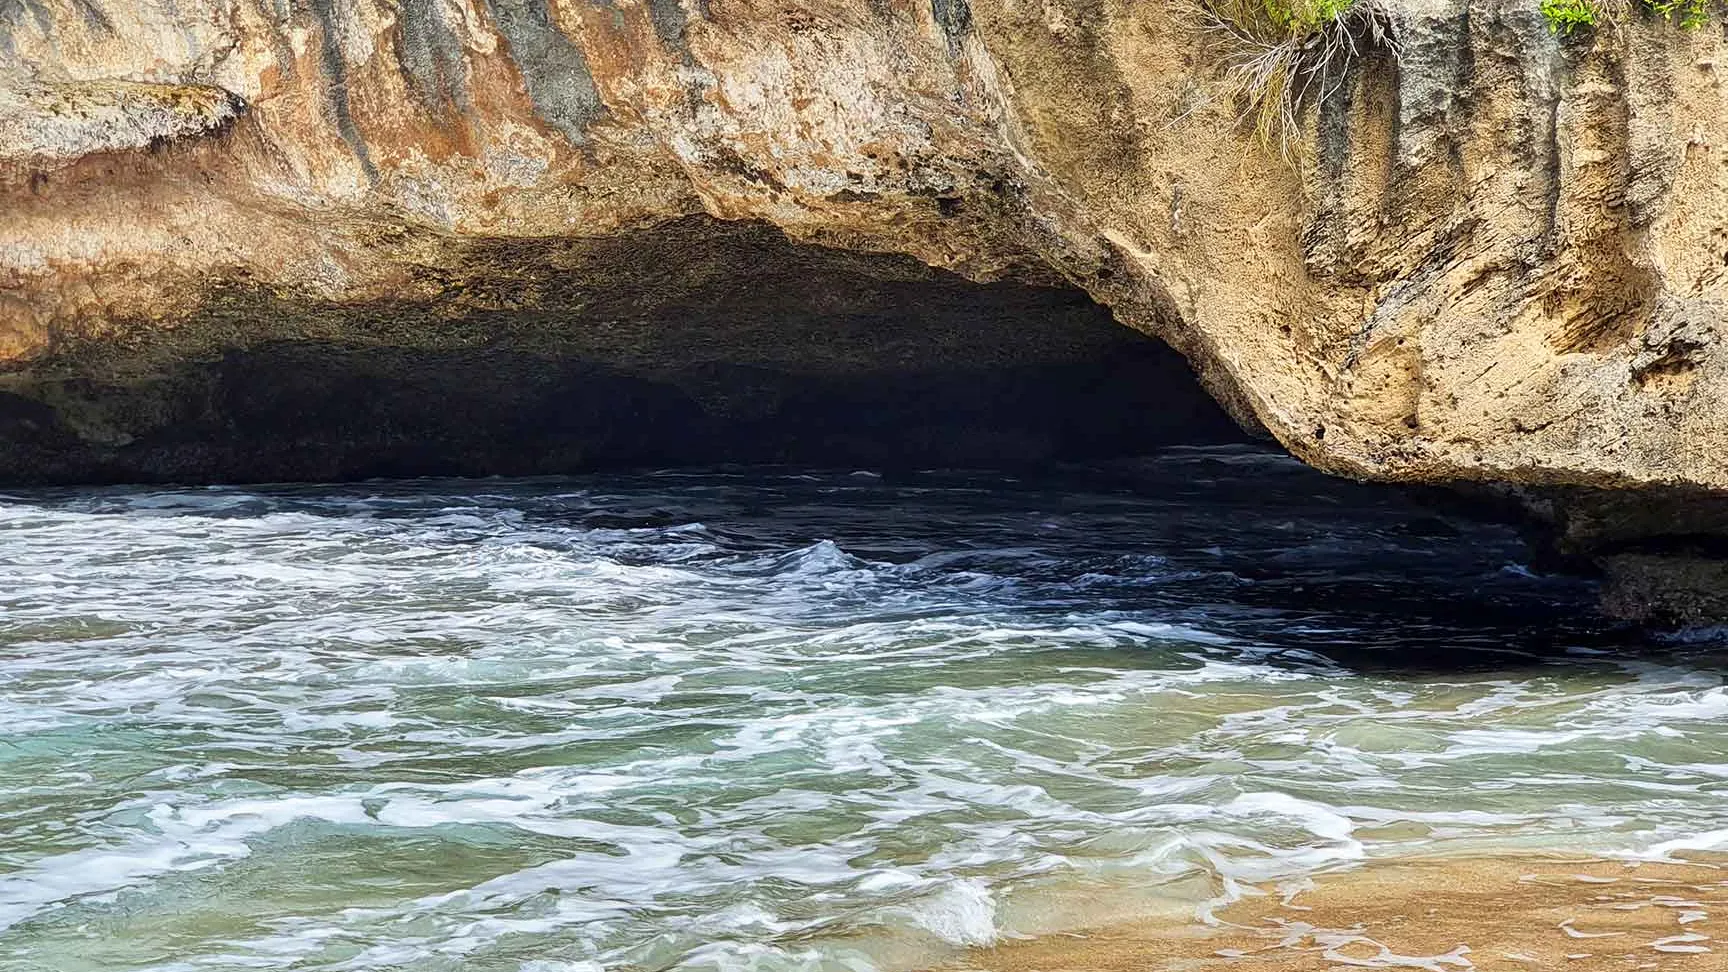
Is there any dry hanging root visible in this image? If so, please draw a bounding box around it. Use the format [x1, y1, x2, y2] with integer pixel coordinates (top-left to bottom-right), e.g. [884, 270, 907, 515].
[1193, 0, 1400, 159]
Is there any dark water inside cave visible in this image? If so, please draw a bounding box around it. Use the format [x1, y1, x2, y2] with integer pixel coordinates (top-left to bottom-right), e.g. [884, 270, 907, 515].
[1, 447, 1726, 970]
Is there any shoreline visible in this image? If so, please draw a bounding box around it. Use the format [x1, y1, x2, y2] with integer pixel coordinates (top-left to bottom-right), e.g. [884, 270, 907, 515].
[942, 855, 1728, 971]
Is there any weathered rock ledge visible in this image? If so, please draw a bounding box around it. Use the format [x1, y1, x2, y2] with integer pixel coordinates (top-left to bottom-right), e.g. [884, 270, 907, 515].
[3, 0, 1728, 617]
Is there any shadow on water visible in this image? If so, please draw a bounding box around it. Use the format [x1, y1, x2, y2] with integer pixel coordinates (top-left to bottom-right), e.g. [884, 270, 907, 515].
[0, 444, 1698, 678]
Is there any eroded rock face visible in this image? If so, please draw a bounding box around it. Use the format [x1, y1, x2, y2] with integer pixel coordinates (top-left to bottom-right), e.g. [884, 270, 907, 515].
[3, 0, 1728, 606]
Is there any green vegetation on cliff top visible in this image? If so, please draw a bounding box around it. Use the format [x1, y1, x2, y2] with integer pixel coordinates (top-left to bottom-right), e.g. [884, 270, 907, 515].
[1208, 0, 1711, 160]
[1542, 0, 1713, 32]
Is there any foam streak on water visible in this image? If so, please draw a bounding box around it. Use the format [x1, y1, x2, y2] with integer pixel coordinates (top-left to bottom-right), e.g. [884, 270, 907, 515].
[0, 448, 1722, 971]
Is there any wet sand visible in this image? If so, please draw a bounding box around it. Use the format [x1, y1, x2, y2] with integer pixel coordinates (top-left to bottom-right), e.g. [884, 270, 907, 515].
[950, 856, 1728, 971]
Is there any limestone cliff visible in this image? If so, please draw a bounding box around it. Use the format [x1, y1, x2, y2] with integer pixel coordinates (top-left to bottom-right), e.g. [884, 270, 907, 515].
[2, 0, 1726, 614]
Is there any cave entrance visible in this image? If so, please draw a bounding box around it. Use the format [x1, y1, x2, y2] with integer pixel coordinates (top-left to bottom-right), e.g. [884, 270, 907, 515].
[0, 217, 1250, 484]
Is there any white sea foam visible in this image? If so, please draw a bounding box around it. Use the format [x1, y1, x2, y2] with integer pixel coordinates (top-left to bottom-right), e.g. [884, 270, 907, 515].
[0, 459, 1715, 970]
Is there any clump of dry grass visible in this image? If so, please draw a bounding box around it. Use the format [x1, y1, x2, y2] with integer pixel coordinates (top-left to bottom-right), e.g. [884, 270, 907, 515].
[1194, 0, 1399, 159]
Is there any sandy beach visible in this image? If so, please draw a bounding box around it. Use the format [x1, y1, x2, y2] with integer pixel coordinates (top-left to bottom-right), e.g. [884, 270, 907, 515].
[952, 856, 1728, 971]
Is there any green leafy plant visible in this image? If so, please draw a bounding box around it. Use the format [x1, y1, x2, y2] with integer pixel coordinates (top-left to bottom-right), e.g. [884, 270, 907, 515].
[1644, 0, 1712, 27]
[1196, 0, 1399, 159]
[1540, 0, 1600, 32]
[1541, 0, 1714, 33]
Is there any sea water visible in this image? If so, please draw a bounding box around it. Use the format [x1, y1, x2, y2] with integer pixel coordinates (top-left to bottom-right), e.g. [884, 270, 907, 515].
[1, 446, 1725, 971]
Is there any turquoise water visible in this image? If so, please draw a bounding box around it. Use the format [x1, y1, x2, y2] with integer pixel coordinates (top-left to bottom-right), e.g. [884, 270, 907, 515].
[1, 446, 1725, 971]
